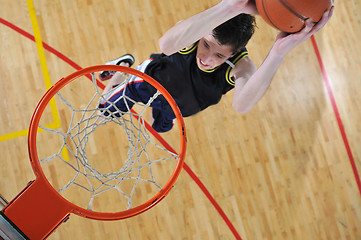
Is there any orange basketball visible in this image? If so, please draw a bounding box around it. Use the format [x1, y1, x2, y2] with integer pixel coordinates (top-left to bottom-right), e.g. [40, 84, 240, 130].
[255, 0, 332, 33]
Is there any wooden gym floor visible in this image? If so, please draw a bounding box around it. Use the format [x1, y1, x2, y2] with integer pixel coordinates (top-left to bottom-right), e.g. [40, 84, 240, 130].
[1, 0, 360, 239]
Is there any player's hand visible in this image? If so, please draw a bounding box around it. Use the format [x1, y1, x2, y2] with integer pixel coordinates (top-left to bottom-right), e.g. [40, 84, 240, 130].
[222, 0, 258, 14]
[272, 6, 334, 57]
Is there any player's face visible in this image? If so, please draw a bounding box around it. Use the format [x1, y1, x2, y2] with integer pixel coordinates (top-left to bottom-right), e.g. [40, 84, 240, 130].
[196, 33, 234, 70]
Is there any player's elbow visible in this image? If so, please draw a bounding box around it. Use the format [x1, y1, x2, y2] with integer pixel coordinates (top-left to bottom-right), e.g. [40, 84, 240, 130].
[158, 37, 173, 56]
[232, 102, 253, 114]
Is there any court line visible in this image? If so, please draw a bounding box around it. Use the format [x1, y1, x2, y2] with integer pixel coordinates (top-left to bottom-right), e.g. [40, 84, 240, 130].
[3, 15, 360, 238]
[132, 112, 242, 239]
[26, 0, 61, 128]
[0, 6, 60, 142]
[0, 123, 61, 142]
[0, 18, 240, 239]
[0, 129, 29, 142]
[0, 18, 103, 86]
[311, 35, 361, 197]
[0, 14, 103, 142]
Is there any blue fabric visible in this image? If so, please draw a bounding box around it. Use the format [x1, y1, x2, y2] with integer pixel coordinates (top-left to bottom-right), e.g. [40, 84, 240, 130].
[99, 80, 175, 133]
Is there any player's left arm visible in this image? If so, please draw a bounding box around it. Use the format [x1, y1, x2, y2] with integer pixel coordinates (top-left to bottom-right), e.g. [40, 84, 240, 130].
[231, 7, 334, 113]
[231, 55, 275, 114]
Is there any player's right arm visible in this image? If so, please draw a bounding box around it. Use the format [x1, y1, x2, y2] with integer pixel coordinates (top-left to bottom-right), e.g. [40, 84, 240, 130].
[158, 0, 257, 55]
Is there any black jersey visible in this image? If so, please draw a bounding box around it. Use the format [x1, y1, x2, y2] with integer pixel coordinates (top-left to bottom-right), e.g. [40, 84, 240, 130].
[144, 42, 249, 117]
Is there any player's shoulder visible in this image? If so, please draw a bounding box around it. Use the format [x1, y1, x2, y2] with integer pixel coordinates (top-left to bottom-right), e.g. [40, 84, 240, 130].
[231, 55, 257, 82]
[235, 55, 256, 70]
[178, 42, 198, 55]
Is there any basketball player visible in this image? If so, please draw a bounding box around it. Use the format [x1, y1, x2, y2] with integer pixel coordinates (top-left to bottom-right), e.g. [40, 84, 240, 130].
[99, 0, 334, 133]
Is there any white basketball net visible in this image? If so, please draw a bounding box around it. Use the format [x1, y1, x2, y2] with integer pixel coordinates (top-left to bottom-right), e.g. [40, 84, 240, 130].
[37, 72, 180, 212]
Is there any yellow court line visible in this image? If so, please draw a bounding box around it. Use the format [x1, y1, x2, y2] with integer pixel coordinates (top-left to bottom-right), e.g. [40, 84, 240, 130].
[0, 123, 62, 142]
[0, 1, 70, 162]
[0, 1, 69, 161]
[26, 0, 61, 128]
[0, 129, 30, 142]
[0, 2, 54, 142]
[0, 0, 62, 143]
[26, 0, 69, 161]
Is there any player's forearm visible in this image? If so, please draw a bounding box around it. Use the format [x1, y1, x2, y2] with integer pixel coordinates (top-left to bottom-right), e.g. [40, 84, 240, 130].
[159, 1, 244, 55]
[232, 50, 285, 113]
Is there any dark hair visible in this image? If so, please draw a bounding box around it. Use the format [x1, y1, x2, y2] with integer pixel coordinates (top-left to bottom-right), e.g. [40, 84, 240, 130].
[212, 14, 256, 54]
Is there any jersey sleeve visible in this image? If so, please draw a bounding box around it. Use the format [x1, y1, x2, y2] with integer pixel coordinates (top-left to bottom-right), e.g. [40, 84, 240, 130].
[222, 49, 249, 94]
[225, 49, 249, 86]
[178, 42, 198, 55]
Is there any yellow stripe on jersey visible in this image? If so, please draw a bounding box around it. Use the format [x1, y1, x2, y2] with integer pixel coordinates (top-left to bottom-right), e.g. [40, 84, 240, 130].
[196, 63, 221, 73]
[225, 51, 248, 86]
[178, 42, 198, 54]
[179, 42, 221, 73]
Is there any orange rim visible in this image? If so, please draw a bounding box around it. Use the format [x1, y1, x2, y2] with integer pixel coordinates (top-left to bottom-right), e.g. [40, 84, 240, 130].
[28, 65, 187, 220]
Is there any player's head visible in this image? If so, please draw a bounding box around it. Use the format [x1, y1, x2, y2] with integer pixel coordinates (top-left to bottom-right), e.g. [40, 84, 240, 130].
[196, 14, 256, 70]
[213, 14, 256, 54]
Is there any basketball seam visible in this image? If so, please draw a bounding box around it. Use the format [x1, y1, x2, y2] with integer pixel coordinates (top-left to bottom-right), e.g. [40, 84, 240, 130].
[262, 0, 280, 30]
[262, 0, 318, 31]
[279, 0, 317, 23]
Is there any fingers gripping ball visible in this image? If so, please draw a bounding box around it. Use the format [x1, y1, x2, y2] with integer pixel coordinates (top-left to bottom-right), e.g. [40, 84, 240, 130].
[255, 0, 333, 33]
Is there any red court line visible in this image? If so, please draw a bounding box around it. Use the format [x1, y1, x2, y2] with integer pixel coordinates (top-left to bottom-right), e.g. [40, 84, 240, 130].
[311, 36, 361, 197]
[182, 164, 242, 240]
[0, 18, 105, 90]
[132, 111, 242, 239]
[1, 17, 242, 239]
